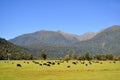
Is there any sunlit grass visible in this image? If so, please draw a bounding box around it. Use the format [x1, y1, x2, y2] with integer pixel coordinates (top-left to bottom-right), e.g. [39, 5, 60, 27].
[0, 60, 120, 80]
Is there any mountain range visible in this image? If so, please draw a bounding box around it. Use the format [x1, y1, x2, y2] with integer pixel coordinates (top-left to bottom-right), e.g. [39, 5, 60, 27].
[8, 25, 120, 58]
[9, 30, 97, 46]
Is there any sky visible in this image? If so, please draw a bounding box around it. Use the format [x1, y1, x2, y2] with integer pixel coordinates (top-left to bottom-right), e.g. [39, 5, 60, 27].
[0, 0, 120, 40]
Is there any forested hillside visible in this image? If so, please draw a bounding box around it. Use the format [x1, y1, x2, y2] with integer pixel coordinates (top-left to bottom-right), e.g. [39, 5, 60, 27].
[0, 38, 33, 60]
[73, 25, 120, 55]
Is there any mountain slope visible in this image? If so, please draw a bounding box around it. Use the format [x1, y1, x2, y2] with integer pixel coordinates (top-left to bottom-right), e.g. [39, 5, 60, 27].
[9, 30, 79, 46]
[76, 32, 97, 41]
[0, 38, 33, 60]
[73, 25, 120, 55]
[9, 30, 97, 46]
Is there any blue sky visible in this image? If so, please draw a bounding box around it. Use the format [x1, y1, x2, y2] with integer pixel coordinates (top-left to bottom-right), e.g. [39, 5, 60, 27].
[0, 0, 120, 40]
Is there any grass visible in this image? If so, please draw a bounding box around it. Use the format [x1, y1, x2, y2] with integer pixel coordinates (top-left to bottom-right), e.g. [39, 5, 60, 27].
[0, 60, 120, 80]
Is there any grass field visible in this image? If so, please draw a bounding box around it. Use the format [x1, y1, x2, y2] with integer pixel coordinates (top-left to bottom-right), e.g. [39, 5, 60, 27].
[0, 60, 120, 80]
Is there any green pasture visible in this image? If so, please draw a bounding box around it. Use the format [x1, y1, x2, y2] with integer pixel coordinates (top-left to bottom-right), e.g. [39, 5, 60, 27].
[0, 60, 120, 80]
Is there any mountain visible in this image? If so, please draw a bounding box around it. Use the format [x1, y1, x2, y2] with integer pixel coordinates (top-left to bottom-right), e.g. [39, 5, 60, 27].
[57, 30, 97, 41]
[8, 25, 120, 58]
[9, 30, 73, 46]
[25, 25, 120, 56]
[9, 30, 96, 46]
[75, 32, 97, 41]
[0, 38, 33, 60]
[73, 25, 120, 55]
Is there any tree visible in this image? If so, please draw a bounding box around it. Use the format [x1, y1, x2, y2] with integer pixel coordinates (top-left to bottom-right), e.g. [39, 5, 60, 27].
[72, 52, 77, 60]
[78, 54, 85, 60]
[29, 54, 34, 60]
[113, 55, 120, 61]
[0, 52, 4, 60]
[94, 53, 106, 60]
[40, 50, 47, 60]
[106, 53, 113, 60]
[64, 53, 70, 62]
[84, 52, 92, 61]
[94, 54, 101, 60]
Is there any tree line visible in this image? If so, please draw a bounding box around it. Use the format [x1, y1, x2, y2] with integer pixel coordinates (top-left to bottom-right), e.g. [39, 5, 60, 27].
[39, 50, 120, 61]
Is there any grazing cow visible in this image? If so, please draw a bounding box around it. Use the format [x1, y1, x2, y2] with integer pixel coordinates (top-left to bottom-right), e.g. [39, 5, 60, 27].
[113, 61, 116, 63]
[57, 63, 60, 65]
[72, 62, 77, 65]
[32, 61, 39, 64]
[47, 64, 51, 67]
[27, 62, 29, 64]
[47, 61, 51, 64]
[43, 63, 47, 65]
[39, 64, 42, 66]
[51, 62, 55, 65]
[89, 61, 92, 65]
[85, 64, 88, 66]
[100, 62, 102, 64]
[81, 61, 85, 64]
[96, 61, 99, 63]
[17, 64, 22, 67]
[32, 61, 35, 63]
[35, 62, 39, 64]
[67, 66, 71, 68]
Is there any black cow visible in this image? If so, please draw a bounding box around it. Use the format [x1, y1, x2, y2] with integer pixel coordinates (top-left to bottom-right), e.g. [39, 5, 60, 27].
[72, 62, 77, 65]
[17, 64, 22, 67]
[67, 66, 71, 68]
[85, 64, 88, 66]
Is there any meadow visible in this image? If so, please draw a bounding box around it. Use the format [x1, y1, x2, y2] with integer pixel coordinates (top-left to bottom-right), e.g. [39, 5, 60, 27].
[0, 60, 120, 80]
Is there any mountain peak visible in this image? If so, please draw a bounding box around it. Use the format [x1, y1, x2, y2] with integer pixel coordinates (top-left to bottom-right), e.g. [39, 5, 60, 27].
[39, 30, 52, 32]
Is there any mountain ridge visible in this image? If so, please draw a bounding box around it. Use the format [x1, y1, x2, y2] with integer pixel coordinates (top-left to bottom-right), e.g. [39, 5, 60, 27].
[9, 30, 97, 46]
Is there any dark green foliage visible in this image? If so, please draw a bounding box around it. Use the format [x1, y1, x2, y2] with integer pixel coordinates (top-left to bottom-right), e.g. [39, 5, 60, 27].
[106, 53, 113, 60]
[78, 54, 86, 60]
[113, 55, 120, 60]
[84, 52, 92, 60]
[64, 54, 70, 62]
[94, 54, 106, 60]
[40, 50, 47, 60]
[78, 52, 92, 60]
[72, 52, 77, 60]
[0, 38, 34, 60]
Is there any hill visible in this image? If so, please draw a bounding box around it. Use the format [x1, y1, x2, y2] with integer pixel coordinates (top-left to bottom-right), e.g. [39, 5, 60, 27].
[0, 38, 33, 60]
